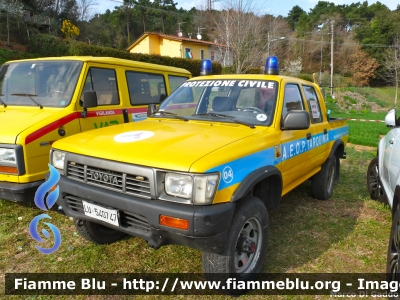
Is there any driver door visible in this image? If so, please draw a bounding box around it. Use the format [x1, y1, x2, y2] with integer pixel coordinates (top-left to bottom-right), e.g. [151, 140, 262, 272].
[78, 66, 125, 132]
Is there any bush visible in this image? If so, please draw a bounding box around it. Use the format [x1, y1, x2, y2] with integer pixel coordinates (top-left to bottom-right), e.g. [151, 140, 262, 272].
[297, 73, 314, 82]
[28, 34, 222, 76]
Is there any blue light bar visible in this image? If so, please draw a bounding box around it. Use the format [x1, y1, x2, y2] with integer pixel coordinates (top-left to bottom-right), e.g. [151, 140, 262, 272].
[200, 60, 212, 76]
[265, 56, 279, 75]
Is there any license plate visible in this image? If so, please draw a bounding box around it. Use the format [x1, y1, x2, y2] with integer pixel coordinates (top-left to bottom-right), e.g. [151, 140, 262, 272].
[82, 200, 119, 227]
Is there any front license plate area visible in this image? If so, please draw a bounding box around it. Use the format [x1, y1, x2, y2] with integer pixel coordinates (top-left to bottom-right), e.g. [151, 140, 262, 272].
[82, 200, 119, 227]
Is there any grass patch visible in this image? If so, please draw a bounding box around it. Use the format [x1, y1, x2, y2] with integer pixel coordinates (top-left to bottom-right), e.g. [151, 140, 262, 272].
[0, 146, 391, 298]
[346, 121, 390, 147]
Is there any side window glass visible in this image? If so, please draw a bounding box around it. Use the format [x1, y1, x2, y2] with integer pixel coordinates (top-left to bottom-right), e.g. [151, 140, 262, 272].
[126, 71, 165, 105]
[83, 68, 119, 106]
[303, 85, 323, 123]
[282, 84, 304, 119]
[168, 75, 189, 93]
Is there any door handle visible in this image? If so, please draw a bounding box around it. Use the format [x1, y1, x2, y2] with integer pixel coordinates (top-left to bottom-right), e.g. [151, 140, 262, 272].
[323, 128, 327, 135]
[390, 138, 395, 145]
[306, 132, 312, 140]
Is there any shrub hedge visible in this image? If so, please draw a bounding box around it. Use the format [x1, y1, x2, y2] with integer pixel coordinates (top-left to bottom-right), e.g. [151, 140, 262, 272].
[27, 34, 222, 76]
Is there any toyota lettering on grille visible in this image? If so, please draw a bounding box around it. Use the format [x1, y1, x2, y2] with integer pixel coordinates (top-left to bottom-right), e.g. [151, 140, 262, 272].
[89, 171, 119, 185]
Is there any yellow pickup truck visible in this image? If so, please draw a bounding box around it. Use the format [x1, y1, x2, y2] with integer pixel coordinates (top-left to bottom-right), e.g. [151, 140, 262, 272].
[50, 57, 348, 282]
[0, 56, 191, 202]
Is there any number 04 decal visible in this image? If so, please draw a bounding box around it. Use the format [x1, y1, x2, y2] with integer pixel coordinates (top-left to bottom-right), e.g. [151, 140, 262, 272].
[222, 166, 234, 183]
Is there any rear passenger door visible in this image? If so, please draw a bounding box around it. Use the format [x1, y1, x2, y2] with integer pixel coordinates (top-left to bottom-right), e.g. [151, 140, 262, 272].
[78, 66, 125, 132]
[302, 84, 329, 169]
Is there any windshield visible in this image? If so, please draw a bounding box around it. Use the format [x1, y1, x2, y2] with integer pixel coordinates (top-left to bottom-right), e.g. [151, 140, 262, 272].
[158, 79, 278, 126]
[0, 60, 83, 108]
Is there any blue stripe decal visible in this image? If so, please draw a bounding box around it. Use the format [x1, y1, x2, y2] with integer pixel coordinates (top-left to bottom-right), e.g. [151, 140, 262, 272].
[207, 147, 278, 191]
[207, 125, 348, 191]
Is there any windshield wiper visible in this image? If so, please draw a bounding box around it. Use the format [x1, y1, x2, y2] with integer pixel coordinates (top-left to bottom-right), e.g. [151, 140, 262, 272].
[194, 113, 255, 128]
[0, 94, 6, 107]
[156, 111, 188, 121]
[10, 93, 43, 109]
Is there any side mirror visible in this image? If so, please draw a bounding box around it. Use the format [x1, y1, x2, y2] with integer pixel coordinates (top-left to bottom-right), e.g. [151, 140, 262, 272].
[385, 109, 396, 128]
[147, 104, 157, 117]
[81, 91, 98, 118]
[282, 110, 310, 130]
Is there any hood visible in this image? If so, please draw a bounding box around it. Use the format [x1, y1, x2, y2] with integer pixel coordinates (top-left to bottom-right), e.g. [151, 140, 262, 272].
[0, 107, 60, 144]
[53, 119, 265, 172]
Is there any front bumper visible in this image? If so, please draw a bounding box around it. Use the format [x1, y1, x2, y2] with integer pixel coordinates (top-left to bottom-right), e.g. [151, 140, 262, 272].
[57, 176, 236, 253]
[0, 180, 44, 202]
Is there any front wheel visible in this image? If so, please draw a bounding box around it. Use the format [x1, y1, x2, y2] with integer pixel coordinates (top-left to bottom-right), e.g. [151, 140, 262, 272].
[386, 208, 400, 299]
[74, 218, 126, 244]
[202, 197, 269, 285]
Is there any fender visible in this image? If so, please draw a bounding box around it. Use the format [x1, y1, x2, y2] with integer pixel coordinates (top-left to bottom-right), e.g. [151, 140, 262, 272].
[231, 165, 282, 208]
[329, 139, 346, 159]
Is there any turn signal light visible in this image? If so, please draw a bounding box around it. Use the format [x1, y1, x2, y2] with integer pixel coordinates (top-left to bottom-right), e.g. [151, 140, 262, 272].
[159, 215, 189, 230]
[0, 166, 18, 174]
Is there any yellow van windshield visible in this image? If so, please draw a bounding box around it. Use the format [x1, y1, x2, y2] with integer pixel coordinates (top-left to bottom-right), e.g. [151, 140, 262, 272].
[0, 60, 82, 108]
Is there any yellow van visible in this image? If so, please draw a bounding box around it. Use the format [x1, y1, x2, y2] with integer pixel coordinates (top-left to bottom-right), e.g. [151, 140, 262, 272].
[0, 56, 191, 202]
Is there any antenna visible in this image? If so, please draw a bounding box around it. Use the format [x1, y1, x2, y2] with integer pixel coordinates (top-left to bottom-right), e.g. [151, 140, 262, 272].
[178, 22, 186, 36]
[197, 27, 205, 40]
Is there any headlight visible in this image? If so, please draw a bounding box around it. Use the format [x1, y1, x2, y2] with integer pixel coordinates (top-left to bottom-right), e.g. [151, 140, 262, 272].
[0, 148, 16, 165]
[165, 173, 193, 199]
[164, 172, 219, 205]
[52, 150, 66, 170]
[193, 175, 219, 205]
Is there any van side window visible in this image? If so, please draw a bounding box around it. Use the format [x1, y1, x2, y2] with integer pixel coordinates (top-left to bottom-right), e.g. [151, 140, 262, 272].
[303, 85, 323, 123]
[126, 71, 166, 105]
[83, 68, 119, 106]
[168, 75, 189, 93]
[282, 84, 304, 119]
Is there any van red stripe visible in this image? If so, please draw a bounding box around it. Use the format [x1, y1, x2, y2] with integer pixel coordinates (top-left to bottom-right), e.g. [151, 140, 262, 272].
[25, 107, 150, 145]
[25, 112, 80, 145]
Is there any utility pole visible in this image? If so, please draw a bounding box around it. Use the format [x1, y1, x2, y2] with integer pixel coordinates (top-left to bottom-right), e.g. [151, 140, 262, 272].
[320, 35, 323, 85]
[330, 20, 334, 98]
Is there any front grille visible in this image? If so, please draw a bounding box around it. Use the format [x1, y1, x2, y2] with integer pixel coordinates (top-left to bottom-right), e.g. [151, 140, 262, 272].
[65, 195, 150, 230]
[67, 162, 151, 199]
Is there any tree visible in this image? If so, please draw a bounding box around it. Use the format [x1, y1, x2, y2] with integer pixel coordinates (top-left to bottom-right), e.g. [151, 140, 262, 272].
[380, 35, 400, 105]
[286, 5, 305, 30]
[77, 0, 98, 21]
[210, 0, 268, 73]
[0, 0, 24, 46]
[350, 46, 380, 87]
[61, 19, 80, 39]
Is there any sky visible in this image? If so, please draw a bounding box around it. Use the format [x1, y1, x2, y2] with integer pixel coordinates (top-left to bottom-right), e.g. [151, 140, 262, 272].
[92, 0, 399, 18]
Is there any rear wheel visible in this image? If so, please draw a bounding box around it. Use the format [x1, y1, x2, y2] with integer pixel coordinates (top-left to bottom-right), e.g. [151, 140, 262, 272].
[311, 155, 336, 200]
[202, 196, 269, 291]
[74, 218, 126, 244]
[367, 156, 387, 203]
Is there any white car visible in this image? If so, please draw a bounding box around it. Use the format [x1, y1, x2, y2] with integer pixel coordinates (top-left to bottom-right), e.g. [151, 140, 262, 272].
[367, 109, 400, 281]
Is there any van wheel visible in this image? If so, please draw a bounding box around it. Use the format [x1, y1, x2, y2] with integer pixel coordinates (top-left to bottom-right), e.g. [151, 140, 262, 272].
[202, 197, 268, 286]
[387, 208, 400, 287]
[367, 157, 387, 203]
[74, 218, 126, 244]
[311, 155, 336, 200]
